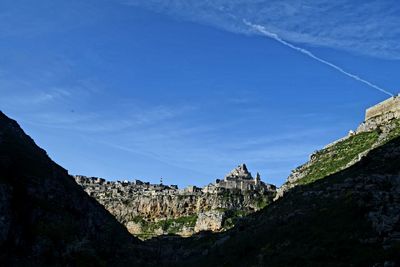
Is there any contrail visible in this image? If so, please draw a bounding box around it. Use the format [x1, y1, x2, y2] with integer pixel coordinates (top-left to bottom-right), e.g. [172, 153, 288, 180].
[243, 20, 394, 97]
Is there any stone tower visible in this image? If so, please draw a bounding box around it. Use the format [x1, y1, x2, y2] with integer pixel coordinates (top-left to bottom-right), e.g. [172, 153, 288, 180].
[255, 172, 261, 186]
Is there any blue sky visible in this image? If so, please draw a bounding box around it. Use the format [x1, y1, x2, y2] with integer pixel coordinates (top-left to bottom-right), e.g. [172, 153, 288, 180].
[1, 0, 399, 187]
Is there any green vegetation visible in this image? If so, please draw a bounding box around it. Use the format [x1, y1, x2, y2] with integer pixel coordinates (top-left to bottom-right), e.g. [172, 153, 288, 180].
[161, 215, 198, 234]
[132, 215, 198, 239]
[255, 196, 271, 209]
[296, 131, 379, 185]
[295, 118, 400, 186]
[223, 210, 250, 229]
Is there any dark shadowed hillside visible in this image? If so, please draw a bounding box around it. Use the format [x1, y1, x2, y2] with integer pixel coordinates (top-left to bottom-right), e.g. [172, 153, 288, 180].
[0, 111, 153, 266]
[170, 136, 400, 267]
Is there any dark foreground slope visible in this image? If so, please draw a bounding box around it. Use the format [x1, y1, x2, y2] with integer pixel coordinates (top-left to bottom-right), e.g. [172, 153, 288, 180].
[173, 136, 400, 267]
[0, 111, 152, 266]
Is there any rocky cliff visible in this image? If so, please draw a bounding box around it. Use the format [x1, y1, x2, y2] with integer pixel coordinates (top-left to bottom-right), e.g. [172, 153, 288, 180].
[75, 165, 276, 239]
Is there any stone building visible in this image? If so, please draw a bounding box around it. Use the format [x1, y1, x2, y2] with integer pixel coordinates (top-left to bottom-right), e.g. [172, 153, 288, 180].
[214, 164, 274, 192]
[357, 95, 400, 133]
[365, 95, 400, 121]
[184, 185, 201, 193]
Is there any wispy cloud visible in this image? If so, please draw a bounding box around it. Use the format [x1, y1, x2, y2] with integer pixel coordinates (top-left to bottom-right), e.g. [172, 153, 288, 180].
[243, 19, 395, 97]
[0, 78, 97, 110]
[0, 89, 70, 108]
[21, 103, 193, 134]
[122, 0, 400, 59]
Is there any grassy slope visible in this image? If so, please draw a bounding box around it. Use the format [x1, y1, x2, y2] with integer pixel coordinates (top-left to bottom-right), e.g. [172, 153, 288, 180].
[297, 131, 379, 185]
[294, 118, 400, 186]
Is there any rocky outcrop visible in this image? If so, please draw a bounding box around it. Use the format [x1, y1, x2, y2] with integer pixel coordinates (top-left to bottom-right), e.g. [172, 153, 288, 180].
[358, 109, 400, 133]
[75, 167, 276, 238]
[194, 211, 226, 232]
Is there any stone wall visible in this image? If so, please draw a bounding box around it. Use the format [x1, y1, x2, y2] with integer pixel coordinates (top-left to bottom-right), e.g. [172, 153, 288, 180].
[357, 96, 400, 133]
[365, 96, 400, 121]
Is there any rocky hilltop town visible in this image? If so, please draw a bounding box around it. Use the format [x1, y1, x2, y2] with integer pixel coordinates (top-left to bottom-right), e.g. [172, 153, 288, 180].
[75, 96, 400, 240]
[75, 164, 276, 238]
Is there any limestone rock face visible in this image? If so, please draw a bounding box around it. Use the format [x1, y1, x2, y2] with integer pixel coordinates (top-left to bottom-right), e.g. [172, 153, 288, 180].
[126, 221, 143, 235]
[76, 176, 276, 238]
[75, 165, 276, 239]
[358, 109, 400, 133]
[195, 211, 226, 232]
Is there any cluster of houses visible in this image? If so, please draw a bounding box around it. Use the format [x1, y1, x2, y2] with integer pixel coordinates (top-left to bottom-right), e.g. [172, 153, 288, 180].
[74, 164, 276, 198]
[74, 175, 182, 198]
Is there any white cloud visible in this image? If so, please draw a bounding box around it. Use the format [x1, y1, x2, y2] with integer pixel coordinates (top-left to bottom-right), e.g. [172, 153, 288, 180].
[122, 0, 400, 59]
